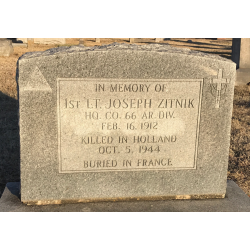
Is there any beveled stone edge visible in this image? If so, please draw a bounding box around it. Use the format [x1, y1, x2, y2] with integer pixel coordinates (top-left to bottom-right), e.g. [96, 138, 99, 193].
[23, 194, 226, 206]
[17, 42, 234, 63]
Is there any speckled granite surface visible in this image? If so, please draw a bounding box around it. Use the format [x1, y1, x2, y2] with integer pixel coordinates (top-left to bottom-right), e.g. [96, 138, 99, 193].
[17, 43, 236, 203]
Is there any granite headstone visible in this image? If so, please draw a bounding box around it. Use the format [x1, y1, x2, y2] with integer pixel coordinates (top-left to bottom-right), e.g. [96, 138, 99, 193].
[17, 43, 236, 205]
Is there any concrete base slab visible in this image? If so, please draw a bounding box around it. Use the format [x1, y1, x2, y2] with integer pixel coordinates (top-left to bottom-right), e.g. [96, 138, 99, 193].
[235, 68, 250, 85]
[83, 42, 102, 46]
[0, 180, 249, 212]
[33, 38, 66, 45]
[12, 43, 28, 48]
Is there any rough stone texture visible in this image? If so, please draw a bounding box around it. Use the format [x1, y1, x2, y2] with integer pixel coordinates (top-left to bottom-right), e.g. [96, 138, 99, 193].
[0, 39, 14, 56]
[0, 181, 249, 211]
[17, 43, 236, 204]
[33, 38, 66, 45]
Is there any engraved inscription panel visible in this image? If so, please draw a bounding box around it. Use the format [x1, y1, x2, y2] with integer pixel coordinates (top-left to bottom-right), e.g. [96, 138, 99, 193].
[57, 79, 203, 173]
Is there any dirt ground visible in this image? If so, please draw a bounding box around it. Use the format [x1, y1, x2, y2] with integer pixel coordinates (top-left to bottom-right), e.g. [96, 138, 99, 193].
[0, 38, 249, 197]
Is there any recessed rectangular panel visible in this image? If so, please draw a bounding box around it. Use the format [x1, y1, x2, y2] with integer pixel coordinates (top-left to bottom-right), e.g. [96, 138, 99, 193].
[57, 79, 203, 173]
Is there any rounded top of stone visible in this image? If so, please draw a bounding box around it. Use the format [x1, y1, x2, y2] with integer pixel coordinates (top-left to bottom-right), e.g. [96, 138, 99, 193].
[18, 42, 234, 64]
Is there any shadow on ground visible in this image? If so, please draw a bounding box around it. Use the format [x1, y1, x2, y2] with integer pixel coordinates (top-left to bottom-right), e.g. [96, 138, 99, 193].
[7, 38, 24, 44]
[0, 91, 20, 198]
[168, 39, 232, 59]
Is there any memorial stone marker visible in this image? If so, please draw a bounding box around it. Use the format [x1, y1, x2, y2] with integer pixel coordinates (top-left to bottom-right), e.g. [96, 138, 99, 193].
[0, 39, 14, 57]
[17, 43, 236, 205]
[232, 38, 250, 85]
[33, 38, 66, 45]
